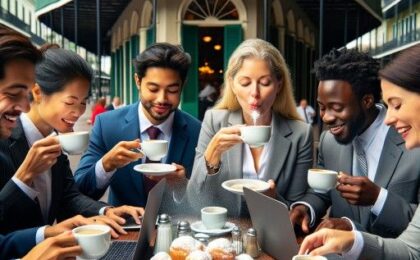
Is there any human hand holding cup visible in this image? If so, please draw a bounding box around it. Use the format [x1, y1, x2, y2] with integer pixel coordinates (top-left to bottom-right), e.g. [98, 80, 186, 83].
[201, 206, 227, 230]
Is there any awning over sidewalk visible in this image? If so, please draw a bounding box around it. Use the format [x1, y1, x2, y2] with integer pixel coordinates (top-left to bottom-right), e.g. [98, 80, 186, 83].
[35, 0, 131, 55]
[296, 0, 382, 53]
[35, 0, 73, 17]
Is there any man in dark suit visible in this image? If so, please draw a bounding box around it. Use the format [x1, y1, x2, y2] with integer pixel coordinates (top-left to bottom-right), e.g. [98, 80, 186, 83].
[290, 49, 420, 238]
[106, 96, 121, 111]
[0, 24, 82, 259]
[75, 43, 201, 212]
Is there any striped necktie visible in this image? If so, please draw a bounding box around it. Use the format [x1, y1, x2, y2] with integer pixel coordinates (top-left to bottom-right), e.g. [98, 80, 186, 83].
[353, 139, 368, 177]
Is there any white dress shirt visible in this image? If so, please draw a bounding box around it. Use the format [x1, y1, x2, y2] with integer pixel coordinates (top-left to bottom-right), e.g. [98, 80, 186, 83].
[296, 105, 315, 124]
[95, 103, 174, 188]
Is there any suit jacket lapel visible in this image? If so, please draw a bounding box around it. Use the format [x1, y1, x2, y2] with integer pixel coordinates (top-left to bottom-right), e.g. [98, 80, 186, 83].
[227, 110, 244, 215]
[166, 110, 188, 165]
[337, 142, 360, 221]
[9, 121, 30, 170]
[9, 120, 44, 222]
[49, 161, 61, 224]
[122, 103, 144, 196]
[374, 127, 403, 187]
[264, 114, 292, 182]
[227, 110, 243, 180]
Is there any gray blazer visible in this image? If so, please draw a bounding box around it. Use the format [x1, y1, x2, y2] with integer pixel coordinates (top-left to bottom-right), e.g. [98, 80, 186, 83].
[187, 109, 313, 216]
[302, 128, 420, 237]
[361, 205, 420, 259]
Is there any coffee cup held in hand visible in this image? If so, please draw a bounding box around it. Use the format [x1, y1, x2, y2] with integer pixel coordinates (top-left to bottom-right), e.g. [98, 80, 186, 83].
[72, 224, 111, 259]
[141, 140, 168, 161]
[201, 206, 227, 230]
[240, 125, 271, 148]
[58, 131, 89, 155]
[307, 169, 338, 193]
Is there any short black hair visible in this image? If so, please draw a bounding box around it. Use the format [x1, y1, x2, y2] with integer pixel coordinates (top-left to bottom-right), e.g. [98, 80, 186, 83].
[379, 44, 420, 94]
[314, 48, 381, 103]
[35, 46, 93, 96]
[0, 24, 42, 79]
[133, 43, 191, 85]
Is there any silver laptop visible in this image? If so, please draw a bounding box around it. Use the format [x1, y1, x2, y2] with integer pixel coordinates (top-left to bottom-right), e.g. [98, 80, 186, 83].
[101, 179, 167, 260]
[244, 187, 299, 260]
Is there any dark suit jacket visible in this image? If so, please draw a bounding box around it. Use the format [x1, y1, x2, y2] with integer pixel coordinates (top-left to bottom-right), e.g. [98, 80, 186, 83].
[0, 227, 37, 259]
[105, 104, 114, 111]
[302, 127, 420, 238]
[74, 102, 201, 208]
[0, 121, 108, 234]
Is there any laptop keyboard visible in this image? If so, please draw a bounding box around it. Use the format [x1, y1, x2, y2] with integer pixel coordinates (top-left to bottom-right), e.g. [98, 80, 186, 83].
[100, 241, 137, 259]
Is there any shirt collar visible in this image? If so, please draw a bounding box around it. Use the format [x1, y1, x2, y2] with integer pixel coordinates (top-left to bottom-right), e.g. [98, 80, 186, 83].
[138, 103, 174, 137]
[20, 113, 49, 146]
[354, 104, 387, 148]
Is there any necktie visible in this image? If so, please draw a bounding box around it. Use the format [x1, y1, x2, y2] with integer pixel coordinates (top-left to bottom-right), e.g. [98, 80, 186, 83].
[145, 126, 161, 163]
[353, 139, 368, 177]
[303, 107, 309, 123]
[143, 126, 162, 194]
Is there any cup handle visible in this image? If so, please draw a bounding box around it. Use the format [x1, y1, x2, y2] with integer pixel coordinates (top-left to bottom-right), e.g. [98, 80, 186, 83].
[130, 147, 145, 155]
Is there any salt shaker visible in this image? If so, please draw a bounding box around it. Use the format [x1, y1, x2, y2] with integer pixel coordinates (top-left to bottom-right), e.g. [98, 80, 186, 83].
[231, 226, 243, 254]
[194, 233, 210, 246]
[244, 228, 260, 257]
[154, 214, 173, 254]
[176, 221, 192, 237]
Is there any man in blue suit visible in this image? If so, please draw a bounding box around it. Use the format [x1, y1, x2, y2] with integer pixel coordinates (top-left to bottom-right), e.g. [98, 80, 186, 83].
[75, 43, 201, 211]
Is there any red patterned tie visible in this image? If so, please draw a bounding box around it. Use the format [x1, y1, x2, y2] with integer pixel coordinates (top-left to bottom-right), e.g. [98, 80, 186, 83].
[143, 126, 161, 194]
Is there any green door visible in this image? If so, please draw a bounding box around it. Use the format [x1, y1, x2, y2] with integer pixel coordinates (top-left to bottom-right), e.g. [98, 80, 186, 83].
[223, 25, 243, 70]
[146, 26, 156, 47]
[181, 24, 199, 118]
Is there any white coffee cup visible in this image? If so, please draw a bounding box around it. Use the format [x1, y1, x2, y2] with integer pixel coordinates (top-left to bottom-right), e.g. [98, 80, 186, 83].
[58, 131, 89, 155]
[140, 140, 168, 161]
[292, 255, 327, 260]
[240, 125, 271, 148]
[72, 224, 111, 259]
[201, 206, 227, 230]
[307, 168, 338, 193]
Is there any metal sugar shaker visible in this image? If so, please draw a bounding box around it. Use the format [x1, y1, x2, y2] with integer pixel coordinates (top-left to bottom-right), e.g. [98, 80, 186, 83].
[244, 228, 260, 258]
[154, 214, 173, 254]
[231, 226, 243, 254]
[176, 220, 192, 237]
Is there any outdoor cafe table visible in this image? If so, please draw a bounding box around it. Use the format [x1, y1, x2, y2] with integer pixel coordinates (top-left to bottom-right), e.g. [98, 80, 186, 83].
[116, 217, 276, 259]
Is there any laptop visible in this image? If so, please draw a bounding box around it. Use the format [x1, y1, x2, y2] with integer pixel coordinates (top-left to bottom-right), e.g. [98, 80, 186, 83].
[244, 187, 299, 260]
[101, 179, 167, 260]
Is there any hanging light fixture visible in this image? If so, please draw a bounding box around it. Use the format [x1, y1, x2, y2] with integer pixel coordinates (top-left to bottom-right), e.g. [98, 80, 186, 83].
[203, 36, 212, 42]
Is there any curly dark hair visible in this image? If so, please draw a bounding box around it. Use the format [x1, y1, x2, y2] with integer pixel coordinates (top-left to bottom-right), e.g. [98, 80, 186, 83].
[314, 48, 381, 103]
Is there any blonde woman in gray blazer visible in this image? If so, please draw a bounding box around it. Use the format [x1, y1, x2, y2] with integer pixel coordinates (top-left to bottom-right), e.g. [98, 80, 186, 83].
[298, 44, 420, 259]
[187, 39, 313, 216]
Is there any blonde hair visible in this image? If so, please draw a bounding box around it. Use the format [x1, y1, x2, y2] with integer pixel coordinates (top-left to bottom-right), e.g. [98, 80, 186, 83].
[215, 38, 301, 121]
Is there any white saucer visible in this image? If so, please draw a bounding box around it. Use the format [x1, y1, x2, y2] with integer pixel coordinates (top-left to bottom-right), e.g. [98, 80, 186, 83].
[221, 179, 270, 195]
[190, 221, 235, 236]
[133, 163, 176, 176]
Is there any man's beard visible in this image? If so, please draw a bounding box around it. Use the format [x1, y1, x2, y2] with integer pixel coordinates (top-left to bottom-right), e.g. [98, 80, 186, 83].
[142, 100, 175, 123]
[334, 112, 366, 145]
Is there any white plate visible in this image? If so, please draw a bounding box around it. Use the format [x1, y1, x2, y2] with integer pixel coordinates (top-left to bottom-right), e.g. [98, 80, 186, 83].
[221, 179, 270, 195]
[133, 163, 176, 176]
[191, 221, 235, 236]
